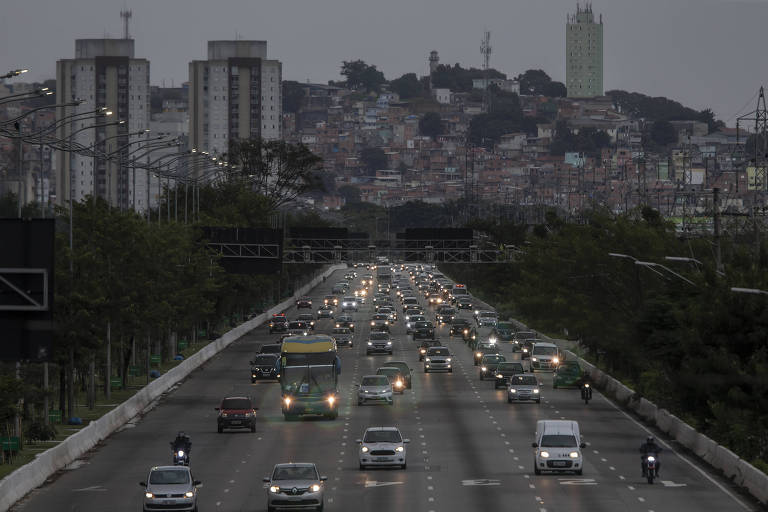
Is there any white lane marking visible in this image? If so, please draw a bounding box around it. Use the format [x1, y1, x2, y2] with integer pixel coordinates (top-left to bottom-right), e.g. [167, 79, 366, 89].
[216, 501, 221, 506]
[427, 475, 433, 480]
[628, 486, 635, 491]
[462, 479, 501, 486]
[559, 478, 598, 485]
[73, 486, 107, 492]
[224, 489, 229, 493]
[660, 480, 687, 487]
[619, 475, 625, 480]
[593, 450, 599, 454]
[518, 465, 525, 469]
[601, 394, 751, 510]
[609, 466, 616, 471]
[229, 479, 235, 483]
[601, 458, 607, 462]
[427, 485, 434, 490]
[529, 483, 536, 489]
[505, 441, 510, 445]
[428, 497, 435, 502]
[638, 497, 646, 502]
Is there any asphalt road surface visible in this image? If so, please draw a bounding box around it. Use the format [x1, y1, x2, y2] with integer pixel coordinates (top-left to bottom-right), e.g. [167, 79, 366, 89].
[12, 269, 756, 512]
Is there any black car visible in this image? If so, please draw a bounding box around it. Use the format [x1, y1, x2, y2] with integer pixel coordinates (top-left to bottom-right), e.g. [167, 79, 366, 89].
[479, 354, 507, 380]
[450, 318, 471, 337]
[473, 342, 499, 366]
[296, 296, 312, 309]
[296, 313, 316, 330]
[456, 297, 473, 309]
[259, 343, 282, 355]
[268, 315, 287, 333]
[250, 353, 279, 382]
[418, 340, 442, 361]
[216, 396, 257, 433]
[435, 306, 456, 324]
[494, 361, 526, 388]
[412, 321, 436, 340]
[335, 315, 355, 332]
[384, 361, 413, 389]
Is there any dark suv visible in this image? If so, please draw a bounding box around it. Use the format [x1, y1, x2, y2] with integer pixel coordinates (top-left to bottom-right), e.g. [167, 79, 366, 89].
[250, 354, 279, 382]
[412, 321, 436, 340]
[268, 314, 287, 333]
[216, 396, 257, 433]
[450, 318, 471, 337]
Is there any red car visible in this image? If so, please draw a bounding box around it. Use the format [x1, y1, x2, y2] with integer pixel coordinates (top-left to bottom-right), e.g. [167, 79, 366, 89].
[216, 396, 257, 433]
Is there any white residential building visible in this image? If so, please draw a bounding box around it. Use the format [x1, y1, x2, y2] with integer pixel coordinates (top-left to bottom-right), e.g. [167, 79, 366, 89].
[56, 39, 151, 210]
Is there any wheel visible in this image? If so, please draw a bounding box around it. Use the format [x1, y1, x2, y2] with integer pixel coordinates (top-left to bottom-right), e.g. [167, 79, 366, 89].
[534, 466, 541, 475]
[217, 425, 223, 433]
[424, 368, 428, 373]
[327, 412, 338, 420]
[536, 399, 541, 404]
[576, 469, 583, 475]
[508, 397, 513, 403]
[357, 399, 362, 406]
[388, 400, 393, 406]
[479, 373, 483, 380]
[251, 379, 256, 384]
[401, 462, 407, 469]
[449, 368, 453, 373]
[250, 423, 256, 433]
[647, 474, 654, 484]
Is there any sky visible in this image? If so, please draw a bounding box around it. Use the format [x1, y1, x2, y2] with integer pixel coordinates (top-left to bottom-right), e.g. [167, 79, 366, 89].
[2, 0, 767, 126]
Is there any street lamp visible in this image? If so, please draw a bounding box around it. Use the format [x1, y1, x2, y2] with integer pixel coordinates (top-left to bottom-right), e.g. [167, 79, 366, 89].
[635, 260, 696, 286]
[730, 287, 768, 296]
[664, 256, 702, 266]
[2, 68, 29, 79]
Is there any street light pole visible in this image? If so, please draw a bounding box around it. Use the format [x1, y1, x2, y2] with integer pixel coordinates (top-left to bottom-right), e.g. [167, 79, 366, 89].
[731, 287, 768, 296]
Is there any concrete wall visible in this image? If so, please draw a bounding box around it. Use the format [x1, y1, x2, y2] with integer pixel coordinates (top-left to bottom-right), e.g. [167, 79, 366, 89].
[0, 264, 346, 512]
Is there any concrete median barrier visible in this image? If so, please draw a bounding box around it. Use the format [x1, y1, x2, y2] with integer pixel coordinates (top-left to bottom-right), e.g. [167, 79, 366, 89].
[735, 458, 768, 504]
[0, 264, 346, 512]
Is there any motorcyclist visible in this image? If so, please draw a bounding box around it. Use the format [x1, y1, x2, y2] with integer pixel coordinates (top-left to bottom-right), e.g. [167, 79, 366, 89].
[639, 435, 662, 476]
[171, 431, 192, 456]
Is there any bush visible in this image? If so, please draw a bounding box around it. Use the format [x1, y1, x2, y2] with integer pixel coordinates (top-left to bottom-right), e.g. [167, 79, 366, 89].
[25, 420, 57, 442]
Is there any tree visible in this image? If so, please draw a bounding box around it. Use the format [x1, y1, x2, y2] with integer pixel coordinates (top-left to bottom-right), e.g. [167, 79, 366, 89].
[650, 120, 678, 147]
[516, 69, 564, 97]
[419, 112, 443, 139]
[338, 184, 361, 204]
[389, 73, 423, 99]
[431, 63, 506, 93]
[225, 138, 324, 210]
[340, 60, 386, 93]
[360, 147, 388, 173]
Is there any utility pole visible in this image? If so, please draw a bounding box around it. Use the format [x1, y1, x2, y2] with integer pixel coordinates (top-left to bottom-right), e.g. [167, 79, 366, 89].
[480, 30, 492, 114]
[713, 187, 722, 273]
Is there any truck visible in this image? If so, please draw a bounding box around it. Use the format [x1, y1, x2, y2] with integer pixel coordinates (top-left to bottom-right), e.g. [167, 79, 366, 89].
[376, 265, 392, 284]
[279, 335, 340, 420]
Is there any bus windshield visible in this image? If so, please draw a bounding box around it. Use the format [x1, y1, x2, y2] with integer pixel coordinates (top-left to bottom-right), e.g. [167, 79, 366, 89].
[281, 365, 336, 394]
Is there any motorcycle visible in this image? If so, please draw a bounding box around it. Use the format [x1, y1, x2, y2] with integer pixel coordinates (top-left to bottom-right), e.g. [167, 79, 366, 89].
[171, 443, 190, 466]
[643, 454, 658, 484]
[580, 383, 592, 404]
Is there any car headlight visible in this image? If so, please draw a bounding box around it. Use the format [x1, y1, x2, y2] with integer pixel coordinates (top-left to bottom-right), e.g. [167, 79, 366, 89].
[185, 491, 194, 498]
[532, 357, 538, 362]
[509, 389, 517, 393]
[361, 446, 369, 452]
[446, 358, 452, 362]
[177, 450, 185, 457]
[145, 492, 154, 499]
[425, 358, 430, 362]
[553, 357, 560, 364]
[221, 412, 228, 417]
[533, 389, 540, 393]
[387, 341, 392, 345]
[476, 352, 482, 357]
[371, 321, 375, 326]
[350, 324, 354, 327]
[584, 383, 591, 388]
[481, 366, 487, 371]
[496, 374, 503, 378]
[311, 484, 321, 492]
[420, 349, 426, 354]
[367, 341, 372, 346]
[523, 348, 529, 353]
[475, 310, 479, 315]
[569, 451, 580, 459]
[269, 485, 280, 493]
[335, 324, 340, 328]
[396, 446, 404, 452]
[327, 396, 336, 405]
[283, 397, 291, 407]
[540, 451, 550, 458]
[252, 373, 257, 378]
[464, 329, 468, 334]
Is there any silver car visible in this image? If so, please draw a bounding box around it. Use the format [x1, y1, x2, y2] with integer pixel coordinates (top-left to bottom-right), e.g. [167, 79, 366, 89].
[357, 426, 410, 469]
[140, 466, 200, 512]
[424, 346, 453, 373]
[357, 375, 393, 405]
[263, 462, 326, 511]
[507, 374, 542, 403]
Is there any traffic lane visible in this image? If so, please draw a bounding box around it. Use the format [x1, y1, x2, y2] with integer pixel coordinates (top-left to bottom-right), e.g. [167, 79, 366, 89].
[446, 333, 660, 512]
[13, 269, 350, 512]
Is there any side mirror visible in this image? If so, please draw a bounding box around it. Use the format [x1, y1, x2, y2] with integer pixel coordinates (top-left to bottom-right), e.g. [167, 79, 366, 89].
[139, 481, 147, 487]
[320, 476, 328, 481]
[404, 439, 411, 443]
[580, 442, 587, 449]
[193, 480, 202, 486]
[263, 477, 271, 483]
[531, 442, 538, 448]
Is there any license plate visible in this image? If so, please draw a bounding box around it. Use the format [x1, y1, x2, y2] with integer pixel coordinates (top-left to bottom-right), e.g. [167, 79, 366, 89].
[230, 420, 241, 425]
[376, 457, 393, 462]
[165, 500, 176, 505]
[551, 461, 567, 467]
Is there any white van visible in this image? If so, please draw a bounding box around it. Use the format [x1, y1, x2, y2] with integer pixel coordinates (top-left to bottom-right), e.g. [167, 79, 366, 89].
[530, 342, 560, 371]
[532, 420, 585, 475]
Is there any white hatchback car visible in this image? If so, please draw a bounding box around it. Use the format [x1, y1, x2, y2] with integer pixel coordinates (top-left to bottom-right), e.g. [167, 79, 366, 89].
[357, 426, 410, 469]
[357, 375, 393, 405]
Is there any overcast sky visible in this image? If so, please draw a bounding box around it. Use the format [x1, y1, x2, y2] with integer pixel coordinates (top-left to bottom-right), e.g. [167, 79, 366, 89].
[2, 0, 766, 126]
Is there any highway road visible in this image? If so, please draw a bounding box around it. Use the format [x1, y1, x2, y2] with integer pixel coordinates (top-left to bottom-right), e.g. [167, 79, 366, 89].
[11, 268, 756, 512]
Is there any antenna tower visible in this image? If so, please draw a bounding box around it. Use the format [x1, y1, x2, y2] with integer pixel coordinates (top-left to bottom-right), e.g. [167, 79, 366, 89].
[120, 9, 132, 39]
[480, 30, 492, 113]
[736, 86, 768, 197]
